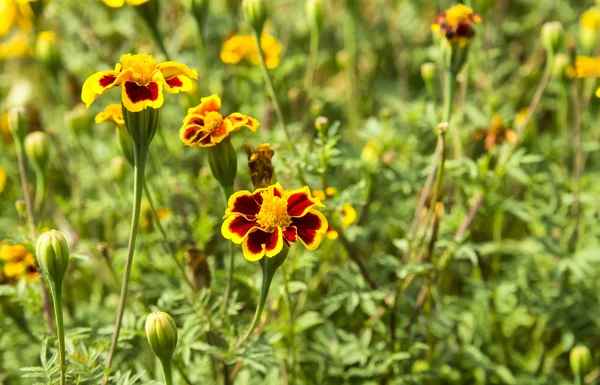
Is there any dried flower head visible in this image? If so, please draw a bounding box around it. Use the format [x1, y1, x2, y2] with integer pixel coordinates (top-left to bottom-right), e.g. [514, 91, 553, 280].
[246, 143, 275, 189]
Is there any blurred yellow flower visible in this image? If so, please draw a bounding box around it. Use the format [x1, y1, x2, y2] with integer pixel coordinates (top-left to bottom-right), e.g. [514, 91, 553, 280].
[221, 33, 282, 70]
[0, 166, 6, 193]
[0, 242, 38, 283]
[312, 188, 356, 240]
[431, 4, 482, 47]
[101, 0, 149, 7]
[0, 31, 30, 59]
[581, 7, 600, 31]
[95, 103, 125, 127]
[82, 53, 198, 112]
[566, 56, 600, 78]
[0, 0, 34, 38]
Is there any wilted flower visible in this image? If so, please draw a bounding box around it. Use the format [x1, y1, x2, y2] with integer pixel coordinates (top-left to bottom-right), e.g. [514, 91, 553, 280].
[81, 53, 198, 112]
[473, 114, 517, 151]
[179, 94, 259, 147]
[431, 4, 482, 47]
[221, 33, 282, 70]
[0, 241, 38, 283]
[101, 0, 150, 7]
[246, 143, 275, 189]
[222, 183, 328, 261]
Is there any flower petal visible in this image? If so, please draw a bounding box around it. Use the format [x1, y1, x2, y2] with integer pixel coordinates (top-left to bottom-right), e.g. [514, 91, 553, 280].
[221, 215, 259, 244]
[121, 81, 164, 112]
[179, 123, 210, 147]
[225, 112, 260, 132]
[291, 209, 328, 251]
[157, 61, 198, 94]
[283, 226, 297, 243]
[225, 190, 261, 219]
[81, 70, 120, 108]
[286, 186, 324, 217]
[241, 227, 284, 261]
[187, 94, 221, 116]
[208, 119, 234, 145]
[102, 0, 125, 7]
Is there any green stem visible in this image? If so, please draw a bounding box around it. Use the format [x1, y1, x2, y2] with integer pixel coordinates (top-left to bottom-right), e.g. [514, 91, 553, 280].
[15, 142, 36, 237]
[444, 70, 460, 158]
[304, 24, 320, 101]
[33, 168, 45, 215]
[102, 144, 148, 384]
[160, 358, 174, 385]
[236, 257, 276, 347]
[148, 23, 170, 60]
[193, 20, 209, 95]
[282, 264, 296, 383]
[50, 282, 66, 385]
[221, 184, 236, 316]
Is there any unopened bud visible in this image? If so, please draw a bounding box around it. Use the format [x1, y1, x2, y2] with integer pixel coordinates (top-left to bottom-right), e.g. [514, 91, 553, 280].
[306, 0, 325, 32]
[315, 116, 329, 133]
[570, 344, 592, 378]
[207, 137, 237, 193]
[145, 311, 178, 362]
[8, 107, 29, 144]
[24, 131, 51, 171]
[541, 21, 563, 54]
[36, 31, 61, 73]
[242, 0, 267, 34]
[420, 62, 436, 82]
[35, 230, 70, 285]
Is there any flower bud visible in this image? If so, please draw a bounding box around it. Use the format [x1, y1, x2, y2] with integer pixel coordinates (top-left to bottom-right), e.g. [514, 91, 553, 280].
[245, 143, 275, 189]
[207, 137, 237, 194]
[24, 131, 51, 172]
[35, 230, 70, 285]
[315, 116, 329, 133]
[306, 0, 325, 32]
[242, 0, 267, 35]
[65, 104, 93, 136]
[570, 344, 592, 379]
[8, 107, 30, 144]
[420, 62, 436, 82]
[541, 21, 563, 54]
[145, 311, 178, 362]
[36, 31, 61, 74]
[122, 106, 159, 150]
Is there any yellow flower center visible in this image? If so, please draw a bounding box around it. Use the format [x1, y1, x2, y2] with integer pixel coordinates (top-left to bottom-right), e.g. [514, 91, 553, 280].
[120, 53, 157, 85]
[445, 4, 474, 26]
[256, 189, 292, 232]
[204, 111, 224, 132]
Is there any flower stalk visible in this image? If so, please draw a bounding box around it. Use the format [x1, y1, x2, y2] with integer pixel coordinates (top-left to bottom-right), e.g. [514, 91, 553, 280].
[49, 283, 67, 385]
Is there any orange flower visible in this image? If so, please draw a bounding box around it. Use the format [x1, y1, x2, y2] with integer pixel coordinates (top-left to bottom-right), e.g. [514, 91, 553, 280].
[81, 53, 198, 112]
[473, 114, 517, 151]
[179, 94, 259, 147]
[431, 4, 482, 46]
[222, 183, 328, 261]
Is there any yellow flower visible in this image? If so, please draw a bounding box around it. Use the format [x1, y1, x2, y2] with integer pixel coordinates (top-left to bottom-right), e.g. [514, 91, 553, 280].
[222, 183, 328, 261]
[81, 53, 198, 112]
[179, 94, 259, 147]
[581, 7, 600, 31]
[0, 166, 6, 193]
[431, 4, 482, 46]
[0, 31, 30, 59]
[95, 103, 125, 127]
[340, 203, 357, 228]
[101, 0, 149, 7]
[0, 242, 38, 283]
[312, 187, 337, 201]
[0, 0, 34, 38]
[221, 33, 282, 70]
[566, 56, 600, 78]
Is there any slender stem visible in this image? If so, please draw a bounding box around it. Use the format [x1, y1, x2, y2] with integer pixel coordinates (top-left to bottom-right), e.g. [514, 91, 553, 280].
[221, 184, 236, 316]
[444, 70, 460, 158]
[193, 20, 209, 95]
[332, 224, 377, 290]
[33, 168, 45, 215]
[304, 24, 320, 101]
[575, 374, 584, 385]
[50, 282, 66, 385]
[160, 359, 174, 385]
[236, 257, 274, 347]
[282, 264, 296, 383]
[103, 144, 148, 384]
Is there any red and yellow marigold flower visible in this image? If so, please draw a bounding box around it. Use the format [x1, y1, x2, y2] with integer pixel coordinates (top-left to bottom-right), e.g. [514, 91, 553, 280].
[81, 53, 198, 112]
[0, 241, 38, 283]
[221, 33, 282, 70]
[222, 183, 328, 261]
[473, 114, 517, 151]
[179, 94, 259, 147]
[431, 4, 482, 46]
[95, 103, 125, 127]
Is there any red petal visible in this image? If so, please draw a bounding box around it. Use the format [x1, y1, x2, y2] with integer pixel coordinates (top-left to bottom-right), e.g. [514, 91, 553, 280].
[229, 193, 261, 218]
[166, 77, 183, 87]
[287, 190, 318, 217]
[226, 216, 257, 239]
[291, 211, 325, 247]
[100, 75, 117, 87]
[245, 229, 280, 255]
[124, 81, 159, 103]
[283, 226, 297, 243]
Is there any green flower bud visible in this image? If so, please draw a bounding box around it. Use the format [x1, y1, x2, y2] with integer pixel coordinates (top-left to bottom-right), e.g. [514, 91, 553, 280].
[8, 107, 30, 144]
[145, 311, 178, 362]
[315, 116, 329, 134]
[570, 344, 592, 378]
[420, 62, 436, 82]
[306, 0, 325, 32]
[65, 104, 93, 136]
[242, 0, 267, 35]
[36, 31, 61, 74]
[36, 230, 70, 285]
[24, 131, 51, 172]
[207, 137, 238, 194]
[122, 105, 159, 155]
[541, 21, 563, 54]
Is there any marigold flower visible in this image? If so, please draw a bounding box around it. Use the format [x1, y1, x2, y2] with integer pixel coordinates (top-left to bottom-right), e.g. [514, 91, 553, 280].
[581, 7, 600, 31]
[95, 103, 125, 127]
[179, 94, 259, 147]
[312, 187, 337, 201]
[221, 33, 282, 70]
[566, 56, 600, 78]
[222, 183, 328, 261]
[101, 0, 149, 7]
[431, 4, 482, 46]
[81, 53, 198, 112]
[473, 114, 517, 151]
[0, 242, 38, 282]
[246, 143, 275, 189]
